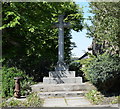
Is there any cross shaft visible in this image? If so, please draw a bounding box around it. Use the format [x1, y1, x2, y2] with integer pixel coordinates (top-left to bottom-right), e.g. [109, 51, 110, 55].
[54, 14, 71, 71]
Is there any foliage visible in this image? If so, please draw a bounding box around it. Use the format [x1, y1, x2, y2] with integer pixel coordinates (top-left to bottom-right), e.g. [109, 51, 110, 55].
[2, 2, 84, 81]
[26, 93, 43, 107]
[118, 96, 120, 104]
[79, 54, 95, 80]
[69, 61, 82, 76]
[1, 99, 21, 107]
[80, 53, 120, 92]
[0, 69, 2, 98]
[85, 89, 103, 105]
[85, 90, 120, 105]
[87, 2, 120, 55]
[1, 93, 43, 107]
[111, 96, 120, 104]
[2, 66, 34, 98]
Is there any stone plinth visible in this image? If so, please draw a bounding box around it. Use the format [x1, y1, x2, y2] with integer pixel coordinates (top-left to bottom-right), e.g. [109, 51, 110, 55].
[43, 71, 82, 84]
[43, 77, 82, 84]
[49, 71, 75, 78]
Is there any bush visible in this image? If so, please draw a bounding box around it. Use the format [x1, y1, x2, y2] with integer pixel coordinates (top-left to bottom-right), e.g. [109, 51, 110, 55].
[2, 66, 35, 98]
[81, 53, 120, 92]
[1, 93, 44, 107]
[85, 90, 103, 105]
[69, 62, 83, 76]
[26, 93, 44, 107]
[69, 61, 86, 82]
[111, 96, 120, 104]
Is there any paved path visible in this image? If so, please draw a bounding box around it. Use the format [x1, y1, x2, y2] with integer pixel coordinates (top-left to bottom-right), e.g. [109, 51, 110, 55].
[7, 96, 119, 108]
[43, 96, 92, 107]
[43, 97, 119, 107]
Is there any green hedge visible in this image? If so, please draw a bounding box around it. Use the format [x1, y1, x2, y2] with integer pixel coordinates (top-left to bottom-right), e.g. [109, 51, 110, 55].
[81, 53, 120, 92]
[2, 66, 35, 98]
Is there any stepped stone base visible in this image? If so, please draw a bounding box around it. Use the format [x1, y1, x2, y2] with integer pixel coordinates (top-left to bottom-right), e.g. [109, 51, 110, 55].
[43, 77, 82, 84]
[31, 82, 96, 98]
[31, 83, 96, 92]
[43, 71, 82, 84]
[31, 71, 96, 98]
[37, 91, 87, 98]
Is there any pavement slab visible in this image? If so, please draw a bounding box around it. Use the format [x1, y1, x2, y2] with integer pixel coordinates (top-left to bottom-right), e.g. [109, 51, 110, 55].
[43, 97, 119, 107]
[6, 96, 119, 108]
[65, 97, 91, 107]
[43, 96, 92, 107]
[43, 97, 67, 107]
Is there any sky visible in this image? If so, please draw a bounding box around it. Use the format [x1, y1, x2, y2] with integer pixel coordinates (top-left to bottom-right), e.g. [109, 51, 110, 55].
[71, 2, 93, 57]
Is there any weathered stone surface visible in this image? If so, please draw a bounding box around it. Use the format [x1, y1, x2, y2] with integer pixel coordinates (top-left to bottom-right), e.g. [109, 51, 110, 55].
[49, 71, 75, 78]
[31, 83, 96, 92]
[43, 77, 82, 84]
[37, 91, 87, 98]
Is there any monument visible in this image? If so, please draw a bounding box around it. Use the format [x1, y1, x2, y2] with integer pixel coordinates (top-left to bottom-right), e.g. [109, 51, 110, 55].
[31, 15, 94, 96]
[43, 14, 82, 84]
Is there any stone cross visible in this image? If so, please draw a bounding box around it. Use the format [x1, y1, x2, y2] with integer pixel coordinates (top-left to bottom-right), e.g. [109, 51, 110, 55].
[54, 14, 71, 71]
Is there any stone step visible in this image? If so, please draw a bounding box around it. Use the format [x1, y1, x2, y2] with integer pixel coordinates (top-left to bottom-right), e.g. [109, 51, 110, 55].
[37, 91, 88, 98]
[43, 77, 82, 84]
[31, 82, 96, 92]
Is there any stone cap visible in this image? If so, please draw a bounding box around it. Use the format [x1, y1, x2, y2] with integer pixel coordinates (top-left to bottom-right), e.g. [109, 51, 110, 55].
[14, 77, 23, 80]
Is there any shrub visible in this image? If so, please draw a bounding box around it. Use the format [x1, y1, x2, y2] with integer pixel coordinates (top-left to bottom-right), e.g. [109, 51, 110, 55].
[111, 96, 120, 104]
[26, 93, 44, 107]
[1, 93, 44, 107]
[1, 99, 21, 107]
[2, 66, 35, 98]
[69, 61, 83, 77]
[81, 53, 120, 92]
[85, 89, 103, 105]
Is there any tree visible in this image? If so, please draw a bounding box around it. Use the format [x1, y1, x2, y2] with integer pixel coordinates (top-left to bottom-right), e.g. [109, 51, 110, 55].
[87, 2, 120, 56]
[2, 2, 83, 81]
[82, 2, 120, 92]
